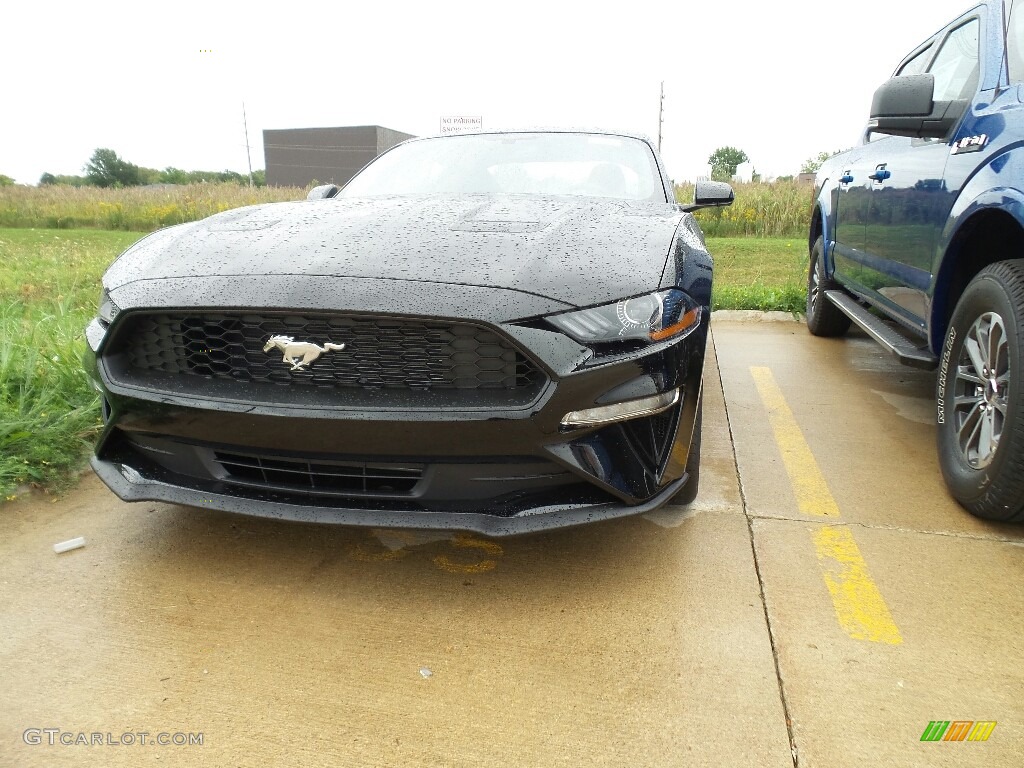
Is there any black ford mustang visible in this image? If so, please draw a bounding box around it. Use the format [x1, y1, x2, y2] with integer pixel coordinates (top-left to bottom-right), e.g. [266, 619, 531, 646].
[85, 130, 733, 535]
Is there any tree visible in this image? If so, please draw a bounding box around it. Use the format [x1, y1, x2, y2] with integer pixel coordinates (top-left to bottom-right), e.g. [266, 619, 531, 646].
[708, 146, 749, 181]
[800, 150, 842, 175]
[216, 169, 245, 184]
[0, 174, 14, 186]
[85, 148, 142, 187]
[159, 166, 190, 185]
[137, 166, 161, 185]
[39, 172, 90, 186]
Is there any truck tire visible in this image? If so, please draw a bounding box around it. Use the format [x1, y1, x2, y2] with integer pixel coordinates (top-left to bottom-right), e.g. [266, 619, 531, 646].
[673, 397, 702, 505]
[937, 261, 1024, 522]
[806, 236, 852, 337]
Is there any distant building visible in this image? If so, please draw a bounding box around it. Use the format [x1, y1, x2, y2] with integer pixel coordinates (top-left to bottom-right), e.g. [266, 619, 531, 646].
[263, 125, 415, 188]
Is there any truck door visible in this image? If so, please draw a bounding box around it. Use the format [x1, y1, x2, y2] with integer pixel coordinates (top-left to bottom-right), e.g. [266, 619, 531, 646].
[863, 16, 982, 327]
[833, 40, 937, 300]
[832, 147, 871, 266]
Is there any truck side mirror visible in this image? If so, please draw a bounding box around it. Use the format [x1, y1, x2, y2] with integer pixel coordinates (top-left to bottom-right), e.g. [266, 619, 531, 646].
[869, 74, 960, 139]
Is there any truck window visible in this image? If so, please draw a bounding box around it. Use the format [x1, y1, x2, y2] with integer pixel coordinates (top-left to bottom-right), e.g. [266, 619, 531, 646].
[897, 45, 933, 76]
[1008, 0, 1024, 82]
[928, 19, 980, 101]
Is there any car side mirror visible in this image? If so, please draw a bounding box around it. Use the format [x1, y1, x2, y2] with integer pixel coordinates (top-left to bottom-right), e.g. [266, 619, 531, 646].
[680, 180, 734, 212]
[307, 184, 340, 200]
[869, 74, 960, 139]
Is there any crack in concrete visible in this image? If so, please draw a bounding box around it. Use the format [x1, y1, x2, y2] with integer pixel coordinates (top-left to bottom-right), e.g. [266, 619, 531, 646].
[711, 331, 799, 768]
[746, 513, 1023, 545]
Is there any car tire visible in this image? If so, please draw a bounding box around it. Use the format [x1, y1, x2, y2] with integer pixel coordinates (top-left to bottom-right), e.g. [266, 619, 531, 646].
[806, 236, 852, 337]
[937, 260, 1024, 522]
[672, 397, 702, 505]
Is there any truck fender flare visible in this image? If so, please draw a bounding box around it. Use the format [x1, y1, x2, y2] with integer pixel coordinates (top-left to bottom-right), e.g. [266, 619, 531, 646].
[930, 185, 1024, 352]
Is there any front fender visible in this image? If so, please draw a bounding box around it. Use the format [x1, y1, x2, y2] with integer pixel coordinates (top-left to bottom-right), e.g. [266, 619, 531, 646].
[811, 175, 839, 273]
[660, 213, 713, 308]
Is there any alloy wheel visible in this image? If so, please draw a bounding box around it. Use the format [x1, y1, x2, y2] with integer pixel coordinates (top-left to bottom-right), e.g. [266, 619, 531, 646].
[953, 312, 1009, 469]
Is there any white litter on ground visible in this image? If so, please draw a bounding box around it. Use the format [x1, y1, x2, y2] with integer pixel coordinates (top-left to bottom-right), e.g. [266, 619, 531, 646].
[53, 537, 86, 554]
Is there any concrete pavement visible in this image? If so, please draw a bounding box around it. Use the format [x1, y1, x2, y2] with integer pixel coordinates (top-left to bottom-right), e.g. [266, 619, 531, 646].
[1, 317, 1022, 766]
[713, 318, 1024, 767]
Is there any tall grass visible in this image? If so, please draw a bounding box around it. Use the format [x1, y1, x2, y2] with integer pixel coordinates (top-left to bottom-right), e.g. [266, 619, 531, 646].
[676, 179, 815, 238]
[2, 179, 815, 237]
[0, 183, 304, 232]
[0, 301, 102, 496]
[0, 230, 141, 496]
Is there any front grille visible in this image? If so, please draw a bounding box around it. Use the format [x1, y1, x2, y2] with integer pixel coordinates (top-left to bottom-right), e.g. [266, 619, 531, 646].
[105, 312, 545, 404]
[107, 431, 613, 515]
[214, 451, 423, 497]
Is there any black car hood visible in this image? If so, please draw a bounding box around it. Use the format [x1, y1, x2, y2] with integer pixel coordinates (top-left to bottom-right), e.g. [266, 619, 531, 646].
[105, 195, 684, 310]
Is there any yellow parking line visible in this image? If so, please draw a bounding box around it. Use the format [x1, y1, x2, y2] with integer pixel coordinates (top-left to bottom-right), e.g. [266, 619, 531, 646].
[750, 366, 902, 645]
[750, 367, 839, 518]
[812, 526, 903, 644]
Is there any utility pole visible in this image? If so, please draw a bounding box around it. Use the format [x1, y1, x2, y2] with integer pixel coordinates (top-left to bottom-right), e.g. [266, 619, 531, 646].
[242, 102, 254, 188]
[657, 81, 664, 152]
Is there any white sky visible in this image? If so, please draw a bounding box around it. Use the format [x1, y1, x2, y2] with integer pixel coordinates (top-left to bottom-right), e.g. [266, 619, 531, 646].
[2, 0, 979, 185]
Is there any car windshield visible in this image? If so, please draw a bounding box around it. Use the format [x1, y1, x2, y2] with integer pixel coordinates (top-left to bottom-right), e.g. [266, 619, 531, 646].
[338, 132, 666, 202]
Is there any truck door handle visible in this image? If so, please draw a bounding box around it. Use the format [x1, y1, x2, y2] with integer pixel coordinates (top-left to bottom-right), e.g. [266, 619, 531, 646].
[840, 172, 854, 184]
[869, 164, 891, 182]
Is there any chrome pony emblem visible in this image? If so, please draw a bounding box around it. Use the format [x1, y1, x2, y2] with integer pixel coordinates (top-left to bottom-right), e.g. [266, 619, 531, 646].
[262, 335, 346, 370]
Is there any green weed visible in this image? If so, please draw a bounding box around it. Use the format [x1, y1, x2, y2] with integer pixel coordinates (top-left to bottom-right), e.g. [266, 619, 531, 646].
[0, 229, 141, 496]
[677, 179, 815, 238]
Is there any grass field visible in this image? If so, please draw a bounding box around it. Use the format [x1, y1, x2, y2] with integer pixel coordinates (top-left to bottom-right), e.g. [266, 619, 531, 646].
[1, 229, 140, 497]
[0, 183, 304, 231]
[1, 179, 813, 237]
[708, 237, 807, 313]
[676, 179, 814, 238]
[0, 227, 808, 497]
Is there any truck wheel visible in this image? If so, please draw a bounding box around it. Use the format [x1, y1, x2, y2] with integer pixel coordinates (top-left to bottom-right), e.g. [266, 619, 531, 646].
[673, 397, 702, 505]
[806, 236, 852, 337]
[937, 261, 1024, 522]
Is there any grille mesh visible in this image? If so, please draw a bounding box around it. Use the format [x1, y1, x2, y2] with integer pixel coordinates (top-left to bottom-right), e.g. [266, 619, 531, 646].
[114, 312, 541, 392]
[214, 451, 423, 496]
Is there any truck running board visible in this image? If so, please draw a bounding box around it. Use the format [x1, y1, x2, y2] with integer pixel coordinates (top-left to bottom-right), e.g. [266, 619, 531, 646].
[825, 290, 938, 370]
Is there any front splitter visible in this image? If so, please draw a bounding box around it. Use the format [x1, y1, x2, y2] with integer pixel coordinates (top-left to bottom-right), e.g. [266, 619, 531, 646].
[91, 457, 689, 537]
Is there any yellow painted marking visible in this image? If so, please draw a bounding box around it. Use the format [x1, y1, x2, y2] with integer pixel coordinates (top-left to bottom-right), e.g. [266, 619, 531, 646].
[812, 525, 903, 644]
[349, 532, 503, 573]
[432, 535, 503, 574]
[967, 721, 997, 741]
[348, 542, 410, 562]
[751, 366, 902, 645]
[750, 366, 839, 517]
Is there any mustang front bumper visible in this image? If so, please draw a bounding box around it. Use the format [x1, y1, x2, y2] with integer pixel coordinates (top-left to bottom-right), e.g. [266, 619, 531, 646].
[85, 284, 706, 536]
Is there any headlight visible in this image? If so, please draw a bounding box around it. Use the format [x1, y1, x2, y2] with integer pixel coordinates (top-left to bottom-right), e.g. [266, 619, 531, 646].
[98, 287, 120, 325]
[546, 288, 700, 345]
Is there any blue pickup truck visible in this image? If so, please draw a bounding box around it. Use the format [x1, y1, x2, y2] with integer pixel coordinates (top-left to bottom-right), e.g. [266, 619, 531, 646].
[809, 0, 1024, 522]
